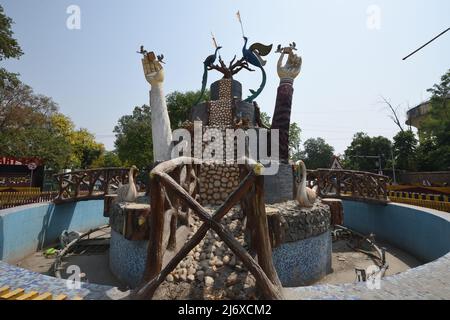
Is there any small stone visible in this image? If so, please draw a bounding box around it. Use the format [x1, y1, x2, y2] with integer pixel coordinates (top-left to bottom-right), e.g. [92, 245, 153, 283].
[187, 274, 195, 282]
[179, 273, 187, 281]
[196, 270, 205, 281]
[166, 274, 174, 282]
[226, 273, 238, 286]
[188, 267, 196, 275]
[223, 255, 230, 264]
[215, 259, 223, 267]
[205, 276, 214, 287]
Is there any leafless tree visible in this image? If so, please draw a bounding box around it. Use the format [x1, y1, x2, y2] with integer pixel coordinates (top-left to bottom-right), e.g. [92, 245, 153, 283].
[379, 96, 404, 132]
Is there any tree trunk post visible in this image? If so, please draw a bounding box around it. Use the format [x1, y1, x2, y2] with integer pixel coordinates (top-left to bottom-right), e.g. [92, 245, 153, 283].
[143, 173, 165, 282]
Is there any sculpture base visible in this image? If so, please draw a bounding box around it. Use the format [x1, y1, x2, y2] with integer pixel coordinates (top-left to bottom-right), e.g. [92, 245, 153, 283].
[264, 162, 294, 204]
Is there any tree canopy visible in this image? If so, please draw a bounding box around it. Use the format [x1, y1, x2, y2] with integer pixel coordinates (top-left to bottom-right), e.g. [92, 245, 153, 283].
[166, 90, 210, 129]
[417, 69, 450, 171]
[114, 105, 153, 169]
[0, 5, 23, 87]
[300, 137, 335, 169]
[343, 132, 392, 172]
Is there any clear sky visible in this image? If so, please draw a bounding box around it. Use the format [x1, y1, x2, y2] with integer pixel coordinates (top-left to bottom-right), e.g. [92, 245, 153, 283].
[2, 0, 449, 154]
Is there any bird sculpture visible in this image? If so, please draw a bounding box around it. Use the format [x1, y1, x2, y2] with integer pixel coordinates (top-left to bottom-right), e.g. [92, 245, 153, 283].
[242, 36, 272, 102]
[115, 165, 139, 203]
[294, 160, 318, 208]
[137, 45, 148, 56]
[193, 46, 222, 106]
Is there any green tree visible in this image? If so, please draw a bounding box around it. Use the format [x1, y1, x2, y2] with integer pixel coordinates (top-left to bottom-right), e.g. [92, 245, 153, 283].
[91, 151, 123, 168]
[0, 4, 23, 87]
[393, 130, 417, 171]
[343, 132, 392, 172]
[70, 129, 104, 169]
[289, 122, 302, 161]
[300, 137, 334, 169]
[166, 90, 209, 129]
[114, 105, 153, 169]
[417, 69, 450, 171]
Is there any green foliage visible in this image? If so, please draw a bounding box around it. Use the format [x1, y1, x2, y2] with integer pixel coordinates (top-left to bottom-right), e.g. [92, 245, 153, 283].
[417, 69, 450, 171]
[70, 129, 105, 169]
[91, 150, 123, 168]
[166, 90, 210, 129]
[0, 5, 23, 87]
[259, 112, 302, 161]
[113, 105, 153, 169]
[393, 130, 417, 171]
[259, 111, 271, 128]
[288, 122, 302, 161]
[343, 132, 392, 172]
[0, 5, 22, 60]
[300, 137, 334, 169]
[0, 79, 104, 170]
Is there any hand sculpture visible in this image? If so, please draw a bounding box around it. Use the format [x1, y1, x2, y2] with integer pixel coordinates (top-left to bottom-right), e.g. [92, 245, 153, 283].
[142, 52, 164, 86]
[140, 50, 172, 162]
[277, 47, 302, 83]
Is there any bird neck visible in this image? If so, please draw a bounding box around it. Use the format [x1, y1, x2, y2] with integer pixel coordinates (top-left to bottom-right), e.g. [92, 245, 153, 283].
[299, 161, 307, 189]
[243, 38, 248, 51]
[128, 169, 134, 185]
[214, 47, 220, 58]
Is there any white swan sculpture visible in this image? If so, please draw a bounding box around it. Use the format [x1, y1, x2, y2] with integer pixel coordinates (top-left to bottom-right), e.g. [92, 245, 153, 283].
[116, 165, 139, 203]
[295, 160, 317, 207]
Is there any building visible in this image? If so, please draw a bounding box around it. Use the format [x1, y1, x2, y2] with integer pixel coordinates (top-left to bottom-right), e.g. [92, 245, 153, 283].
[405, 100, 432, 129]
[0, 156, 44, 191]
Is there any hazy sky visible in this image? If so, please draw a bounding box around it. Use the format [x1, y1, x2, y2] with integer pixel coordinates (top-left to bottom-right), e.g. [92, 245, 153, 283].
[2, 0, 449, 153]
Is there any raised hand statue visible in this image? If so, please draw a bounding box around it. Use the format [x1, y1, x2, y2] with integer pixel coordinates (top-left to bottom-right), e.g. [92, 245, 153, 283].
[141, 50, 173, 162]
[142, 51, 165, 86]
[271, 43, 302, 162]
[277, 46, 302, 84]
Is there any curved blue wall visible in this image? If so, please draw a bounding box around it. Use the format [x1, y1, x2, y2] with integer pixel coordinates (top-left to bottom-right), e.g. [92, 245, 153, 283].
[272, 231, 332, 287]
[0, 200, 108, 263]
[343, 201, 450, 262]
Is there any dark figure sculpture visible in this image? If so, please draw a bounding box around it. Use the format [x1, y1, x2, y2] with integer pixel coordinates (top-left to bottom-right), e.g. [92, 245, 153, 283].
[194, 46, 222, 106]
[241, 37, 272, 102]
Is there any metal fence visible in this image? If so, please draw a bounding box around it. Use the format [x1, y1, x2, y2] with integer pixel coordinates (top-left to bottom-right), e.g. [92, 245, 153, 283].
[0, 191, 58, 210]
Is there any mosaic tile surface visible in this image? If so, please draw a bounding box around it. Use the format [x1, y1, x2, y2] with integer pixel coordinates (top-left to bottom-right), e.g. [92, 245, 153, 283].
[0, 260, 123, 300]
[273, 231, 332, 286]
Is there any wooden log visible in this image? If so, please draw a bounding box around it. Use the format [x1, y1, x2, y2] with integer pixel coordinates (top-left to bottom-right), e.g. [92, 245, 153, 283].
[133, 170, 258, 299]
[249, 175, 283, 290]
[239, 166, 257, 255]
[123, 203, 151, 240]
[266, 207, 285, 248]
[103, 194, 117, 217]
[158, 172, 283, 300]
[322, 198, 344, 226]
[142, 174, 165, 282]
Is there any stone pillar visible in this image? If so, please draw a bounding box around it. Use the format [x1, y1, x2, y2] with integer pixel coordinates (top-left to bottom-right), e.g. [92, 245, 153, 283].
[271, 82, 294, 162]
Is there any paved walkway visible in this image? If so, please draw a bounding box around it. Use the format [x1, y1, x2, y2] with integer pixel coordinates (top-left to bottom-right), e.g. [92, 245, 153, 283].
[283, 252, 450, 300]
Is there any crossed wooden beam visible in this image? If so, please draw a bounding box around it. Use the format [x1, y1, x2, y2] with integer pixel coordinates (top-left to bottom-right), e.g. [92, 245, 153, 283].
[132, 157, 283, 300]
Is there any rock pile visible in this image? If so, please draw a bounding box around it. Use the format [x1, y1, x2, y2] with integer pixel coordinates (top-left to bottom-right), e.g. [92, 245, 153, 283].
[154, 206, 258, 300]
[199, 164, 240, 205]
[266, 200, 331, 243]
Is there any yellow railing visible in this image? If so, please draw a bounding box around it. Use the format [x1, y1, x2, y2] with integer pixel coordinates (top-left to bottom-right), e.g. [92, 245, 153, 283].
[388, 196, 450, 213]
[0, 286, 82, 300]
[0, 191, 58, 210]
